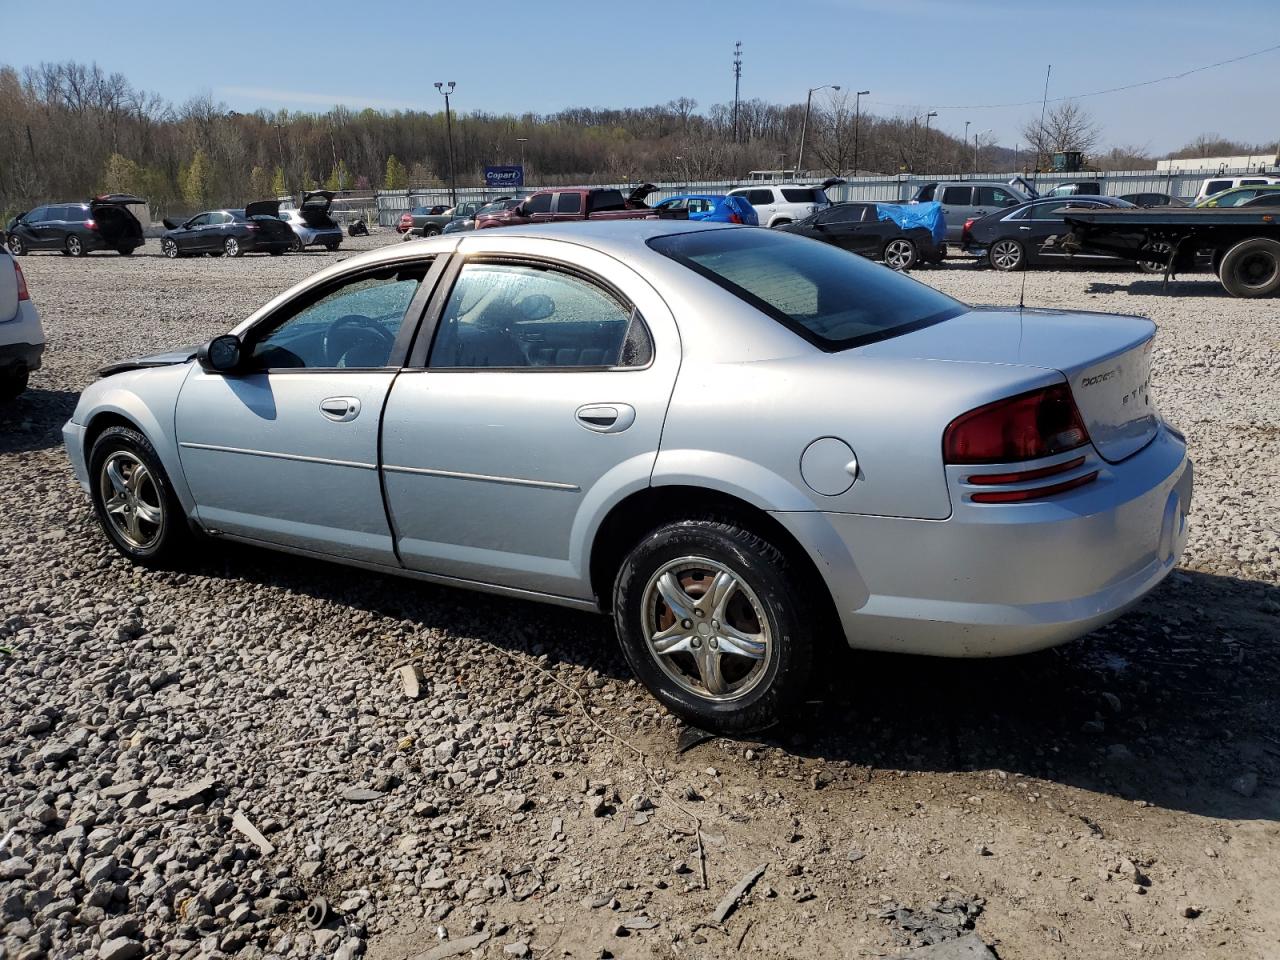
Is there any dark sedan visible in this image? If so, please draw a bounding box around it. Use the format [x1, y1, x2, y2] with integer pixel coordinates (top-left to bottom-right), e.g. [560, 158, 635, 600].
[160, 202, 296, 258]
[964, 196, 1136, 271]
[778, 202, 942, 271]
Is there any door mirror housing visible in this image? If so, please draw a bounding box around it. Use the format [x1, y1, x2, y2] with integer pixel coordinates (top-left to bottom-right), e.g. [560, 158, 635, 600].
[198, 334, 244, 374]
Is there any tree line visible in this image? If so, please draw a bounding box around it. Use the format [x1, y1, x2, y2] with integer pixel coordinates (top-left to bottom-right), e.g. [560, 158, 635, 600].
[2, 61, 1275, 221]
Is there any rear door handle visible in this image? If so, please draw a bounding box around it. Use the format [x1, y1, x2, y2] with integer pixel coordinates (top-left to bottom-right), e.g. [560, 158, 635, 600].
[576, 403, 636, 433]
[320, 397, 361, 422]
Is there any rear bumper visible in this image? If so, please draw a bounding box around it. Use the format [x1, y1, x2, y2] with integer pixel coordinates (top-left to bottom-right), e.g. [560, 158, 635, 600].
[1, 301, 46, 372]
[776, 425, 1192, 656]
[0, 340, 44, 373]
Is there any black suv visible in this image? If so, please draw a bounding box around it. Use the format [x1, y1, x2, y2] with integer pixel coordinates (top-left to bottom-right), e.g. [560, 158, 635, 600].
[5, 195, 146, 256]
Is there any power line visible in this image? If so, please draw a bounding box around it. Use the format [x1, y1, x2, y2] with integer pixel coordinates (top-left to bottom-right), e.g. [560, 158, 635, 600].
[867, 42, 1280, 111]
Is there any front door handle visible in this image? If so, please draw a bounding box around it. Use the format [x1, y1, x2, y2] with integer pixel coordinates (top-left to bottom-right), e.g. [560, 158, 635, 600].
[320, 397, 361, 422]
[576, 403, 636, 433]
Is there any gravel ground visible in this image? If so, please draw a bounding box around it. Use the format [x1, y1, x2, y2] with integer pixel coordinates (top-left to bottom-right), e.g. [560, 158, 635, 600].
[2, 235, 1278, 960]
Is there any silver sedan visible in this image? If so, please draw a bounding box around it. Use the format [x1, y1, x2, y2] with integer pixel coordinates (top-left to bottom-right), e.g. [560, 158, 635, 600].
[63, 222, 1192, 732]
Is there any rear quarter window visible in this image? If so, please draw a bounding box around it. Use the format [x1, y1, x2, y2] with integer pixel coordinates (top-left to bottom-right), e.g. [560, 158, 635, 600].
[781, 188, 826, 203]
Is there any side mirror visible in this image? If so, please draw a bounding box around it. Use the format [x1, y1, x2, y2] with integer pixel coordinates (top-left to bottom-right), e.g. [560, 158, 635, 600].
[515, 203, 530, 217]
[198, 334, 243, 374]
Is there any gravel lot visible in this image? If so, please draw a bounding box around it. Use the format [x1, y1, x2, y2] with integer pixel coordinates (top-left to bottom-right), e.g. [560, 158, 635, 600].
[2, 234, 1278, 960]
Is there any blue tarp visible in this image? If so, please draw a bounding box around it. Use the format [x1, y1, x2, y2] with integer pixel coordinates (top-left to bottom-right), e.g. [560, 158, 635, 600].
[875, 201, 946, 247]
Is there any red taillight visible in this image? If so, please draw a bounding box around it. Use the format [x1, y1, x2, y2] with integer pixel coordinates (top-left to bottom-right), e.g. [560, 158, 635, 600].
[728, 212, 743, 224]
[14, 261, 30, 301]
[84, 219, 98, 231]
[944, 384, 1090, 465]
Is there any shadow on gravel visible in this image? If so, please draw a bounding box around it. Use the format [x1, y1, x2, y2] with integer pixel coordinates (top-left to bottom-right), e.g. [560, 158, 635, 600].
[190, 538, 1280, 823]
[1085, 278, 1226, 297]
[0, 387, 78, 453]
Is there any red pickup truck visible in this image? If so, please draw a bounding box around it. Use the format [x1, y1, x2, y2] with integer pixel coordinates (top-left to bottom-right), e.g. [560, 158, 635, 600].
[475, 184, 680, 229]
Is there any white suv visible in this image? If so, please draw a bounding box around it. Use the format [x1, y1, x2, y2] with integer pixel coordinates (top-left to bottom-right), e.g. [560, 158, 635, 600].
[726, 184, 832, 228]
[0, 247, 44, 399]
[1194, 175, 1280, 204]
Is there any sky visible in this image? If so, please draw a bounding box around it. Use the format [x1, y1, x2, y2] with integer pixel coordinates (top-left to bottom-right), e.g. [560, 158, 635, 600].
[4, 0, 1278, 156]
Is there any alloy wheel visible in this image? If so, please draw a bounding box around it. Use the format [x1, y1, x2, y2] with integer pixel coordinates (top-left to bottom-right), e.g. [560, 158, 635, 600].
[225, 238, 239, 257]
[67, 236, 83, 256]
[99, 451, 164, 549]
[991, 240, 1022, 270]
[884, 239, 915, 270]
[6, 236, 24, 256]
[640, 556, 772, 702]
[162, 238, 178, 259]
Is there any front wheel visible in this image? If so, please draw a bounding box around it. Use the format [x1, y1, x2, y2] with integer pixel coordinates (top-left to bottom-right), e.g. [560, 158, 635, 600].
[88, 426, 190, 566]
[1218, 237, 1280, 298]
[989, 238, 1025, 272]
[612, 518, 816, 734]
[883, 237, 918, 271]
[161, 238, 179, 259]
[224, 237, 242, 258]
[6, 235, 26, 256]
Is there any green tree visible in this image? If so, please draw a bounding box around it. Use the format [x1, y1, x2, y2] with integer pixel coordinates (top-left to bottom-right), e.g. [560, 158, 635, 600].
[248, 165, 272, 201]
[383, 154, 408, 190]
[183, 149, 212, 208]
[271, 165, 287, 197]
[101, 153, 143, 195]
[325, 159, 351, 192]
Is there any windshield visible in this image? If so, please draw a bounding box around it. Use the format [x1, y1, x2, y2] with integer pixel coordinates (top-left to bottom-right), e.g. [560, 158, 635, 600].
[649, 228, 964, 351]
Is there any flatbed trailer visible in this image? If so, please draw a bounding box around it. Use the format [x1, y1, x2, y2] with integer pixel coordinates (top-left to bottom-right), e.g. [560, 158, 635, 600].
[1061, 207, 1280, 298]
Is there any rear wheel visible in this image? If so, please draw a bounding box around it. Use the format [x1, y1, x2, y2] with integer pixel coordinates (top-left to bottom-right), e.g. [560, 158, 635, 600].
[6, 235, 26, 256]
[422, 226, 441, 237]
[989, 238, 1025, 271]
[289, 234, 304, 253]
[161, 238, 179, 259]
[324, 241, 340, 251]
[116, 246, 134, 256]
[1137, 241, 1170, 274]
[66, 235, 85, 257]
[612, 518, 816, 734]
[883, 238, 918, 271]
[224, 237, 242, 258]
[770, 219, 792, 229]
[0, 366, 29, 401]
[88, 426, 191, 566]
[1219, 237, 1280, 298]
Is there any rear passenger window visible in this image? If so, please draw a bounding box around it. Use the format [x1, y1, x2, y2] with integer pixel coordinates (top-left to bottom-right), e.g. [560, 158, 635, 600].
[941, 187, 973, 205]
[977, 187, 1018, 207]
[429, 262, 651, 370]
[748, 189, 774, 206]
[556, 192, 582, 214]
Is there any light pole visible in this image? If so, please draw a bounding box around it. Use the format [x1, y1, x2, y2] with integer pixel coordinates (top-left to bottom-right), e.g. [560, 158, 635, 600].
[516, 137, 527, 169]
[923, 111, 937, 170]
[852, 89, 870, 176]
[434, 81, 457, 205]
[974, 129, 992, 174]
[796, 83, 840, 177]
[964, 120, 970, 174]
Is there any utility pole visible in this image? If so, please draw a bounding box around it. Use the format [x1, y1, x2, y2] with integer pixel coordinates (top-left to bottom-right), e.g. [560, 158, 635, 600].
[435, 81, 457, 205]
[732, 42, 742, 144]
[923, 111, 937, 171]
[852, 90, 869, 175]
[964, 120, 970, 174]
[797, 83, 839, 177]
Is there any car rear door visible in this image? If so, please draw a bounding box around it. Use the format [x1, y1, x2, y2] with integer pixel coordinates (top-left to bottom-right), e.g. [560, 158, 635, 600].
[174, 256, 442, 564]
[551, 191, 584, 222]
[938, 186, 974, 242]
[379, 236, 681, 600]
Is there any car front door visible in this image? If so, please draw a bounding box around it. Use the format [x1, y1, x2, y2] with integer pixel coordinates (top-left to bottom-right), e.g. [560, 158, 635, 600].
[179, 213, 213, 252]
[380, 239, 680, 600]
[938, 186, 974, 242]
[17, 207, 50, 249]
[174, 256, 442, 564]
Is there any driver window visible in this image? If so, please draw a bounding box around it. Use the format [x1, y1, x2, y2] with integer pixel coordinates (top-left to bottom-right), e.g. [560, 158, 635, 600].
[429, 262, 651, 370]
[188, 213, 212, 227]
[248, 264, 427, 370]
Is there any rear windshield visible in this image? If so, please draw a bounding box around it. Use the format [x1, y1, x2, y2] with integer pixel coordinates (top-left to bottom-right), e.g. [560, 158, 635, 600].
[781, 188, 828, 204]
[649, 229, 964, 351]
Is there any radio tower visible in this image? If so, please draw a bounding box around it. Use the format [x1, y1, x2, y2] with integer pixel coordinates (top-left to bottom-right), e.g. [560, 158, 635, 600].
[732, 42, 743, 143]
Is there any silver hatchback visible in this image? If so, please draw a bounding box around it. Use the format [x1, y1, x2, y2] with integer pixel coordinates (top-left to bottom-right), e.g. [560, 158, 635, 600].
[64, 222, 1192, 732]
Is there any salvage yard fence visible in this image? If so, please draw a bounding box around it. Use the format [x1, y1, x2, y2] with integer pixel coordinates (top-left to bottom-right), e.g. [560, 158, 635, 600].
[372, 165, 1277, 227]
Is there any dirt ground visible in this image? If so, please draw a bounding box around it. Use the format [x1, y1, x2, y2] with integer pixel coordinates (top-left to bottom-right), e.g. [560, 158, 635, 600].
[2, 233, 1277, 960]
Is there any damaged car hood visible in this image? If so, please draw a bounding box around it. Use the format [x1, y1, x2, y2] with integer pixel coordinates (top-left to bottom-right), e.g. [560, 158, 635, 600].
[98, 346, 197, 378]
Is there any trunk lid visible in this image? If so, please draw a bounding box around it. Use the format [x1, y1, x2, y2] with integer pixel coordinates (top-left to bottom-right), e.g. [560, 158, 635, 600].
[299, 191, 336, 229]
[245, 199, 281, 219]
[860, 307, 1159, 463]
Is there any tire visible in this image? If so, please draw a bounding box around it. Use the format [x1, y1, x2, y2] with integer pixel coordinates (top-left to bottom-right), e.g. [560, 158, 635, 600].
[66, 235, 85, 257]
[161, 238, 179, 259]
[1137, 241, 1170, 274]
[0, 366, 29, 401]
[88, 425, 190, 567]
[422, 226, 441, 237]
[6, 235, 25, 256]
[224, 237, 243, 258]
[1218, 237, 1280, 298]
[289, 235, 304, 253]
[769, 219, 792, 229]
[116, 246, 134, 256]
[883, 237, 918, 271]
[324, 241, 340, 251]
[988, 238, 1025, 272]
[612, 518, 816, 734]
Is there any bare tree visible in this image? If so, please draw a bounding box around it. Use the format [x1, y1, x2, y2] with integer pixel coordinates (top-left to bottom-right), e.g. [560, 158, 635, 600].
[1020, 100, 1101, 169]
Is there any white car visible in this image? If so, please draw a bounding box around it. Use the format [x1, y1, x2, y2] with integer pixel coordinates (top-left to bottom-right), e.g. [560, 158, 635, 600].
[726, 183, 833, 228]
[0, 246, 44, 399]
[1193, 175, 1280, 205]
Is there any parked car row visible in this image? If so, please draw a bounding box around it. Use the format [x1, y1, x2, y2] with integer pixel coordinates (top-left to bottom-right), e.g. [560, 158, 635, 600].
[5, 191, 344, 258]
